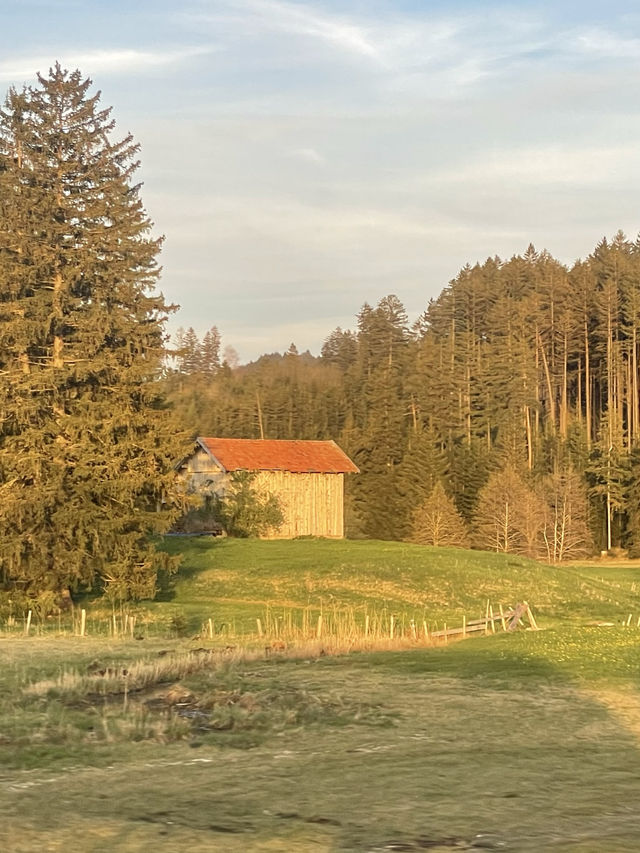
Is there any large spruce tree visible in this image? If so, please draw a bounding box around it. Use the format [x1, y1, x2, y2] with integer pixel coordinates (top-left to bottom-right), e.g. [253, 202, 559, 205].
[0, 65, 183, 602]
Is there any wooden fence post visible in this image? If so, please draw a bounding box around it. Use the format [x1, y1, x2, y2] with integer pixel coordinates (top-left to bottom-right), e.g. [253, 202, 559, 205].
[526, 604, 539, 631]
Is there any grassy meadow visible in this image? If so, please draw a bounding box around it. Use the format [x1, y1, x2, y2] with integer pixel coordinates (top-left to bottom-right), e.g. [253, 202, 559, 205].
[2, 539, 640, 851]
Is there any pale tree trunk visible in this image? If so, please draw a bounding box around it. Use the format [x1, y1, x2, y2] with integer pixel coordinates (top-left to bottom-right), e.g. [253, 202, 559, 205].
[537, 331, 556, 431]
[559, 330, 568, 439]
[584, 320, 591, 450]
[525, 406, 533, 471]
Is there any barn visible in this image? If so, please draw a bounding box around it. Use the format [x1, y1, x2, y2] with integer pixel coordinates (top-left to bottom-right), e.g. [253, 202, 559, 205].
[177, 437, 359, 539]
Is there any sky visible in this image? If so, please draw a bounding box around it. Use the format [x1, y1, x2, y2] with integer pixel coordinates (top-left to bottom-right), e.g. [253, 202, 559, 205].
[2, 1, 640, 361]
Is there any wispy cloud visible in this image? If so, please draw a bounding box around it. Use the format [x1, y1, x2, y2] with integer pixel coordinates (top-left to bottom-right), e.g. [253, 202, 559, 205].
[289, 146, 325, 165]
[575, 28, 640, 60]
[192, 0, 380, 60]
[188, 2, 564, 96]
[0, 45, 213, 83]
[431, 144, 640, 189]
[239, 0, 378, 58]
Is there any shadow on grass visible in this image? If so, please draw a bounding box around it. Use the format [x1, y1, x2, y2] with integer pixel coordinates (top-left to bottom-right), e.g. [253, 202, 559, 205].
[154, 535, 225, 601]
[345, 630, 577, 687]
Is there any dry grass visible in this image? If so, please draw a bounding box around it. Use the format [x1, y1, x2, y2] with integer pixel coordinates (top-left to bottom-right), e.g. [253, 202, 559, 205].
[22, 630, 453, 704]
[6, 639, 640, 852]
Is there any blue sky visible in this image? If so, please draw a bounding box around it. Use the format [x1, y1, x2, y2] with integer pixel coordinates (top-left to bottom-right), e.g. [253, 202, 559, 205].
[2, 1, 640, 360]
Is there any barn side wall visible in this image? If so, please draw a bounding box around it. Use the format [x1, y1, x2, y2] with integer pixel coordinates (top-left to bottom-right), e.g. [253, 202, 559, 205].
[254, 471, 344, 539]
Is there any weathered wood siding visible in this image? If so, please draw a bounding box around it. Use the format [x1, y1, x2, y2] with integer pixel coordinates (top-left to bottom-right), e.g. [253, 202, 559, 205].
[178, 451, 347, 538]
[178, 449, 227, 494]
[254, 471, 344, 539]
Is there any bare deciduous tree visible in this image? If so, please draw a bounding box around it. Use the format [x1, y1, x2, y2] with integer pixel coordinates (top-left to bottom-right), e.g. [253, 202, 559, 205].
[410, 482, 470, 548]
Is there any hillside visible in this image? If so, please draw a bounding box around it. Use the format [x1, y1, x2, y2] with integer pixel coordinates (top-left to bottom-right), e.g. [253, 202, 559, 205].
[153, 537, 638, 635]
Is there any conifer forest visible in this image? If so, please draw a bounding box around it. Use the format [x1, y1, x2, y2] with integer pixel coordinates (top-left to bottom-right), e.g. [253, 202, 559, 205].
[166, 236, 640, 561]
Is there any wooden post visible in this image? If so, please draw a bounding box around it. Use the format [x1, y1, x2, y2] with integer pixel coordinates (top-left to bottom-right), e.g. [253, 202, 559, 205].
[499, 604, 507, 632]
[208, 618, 214, 639]
[462, 615, 466, 638]
[526, 604, 539, 631]
[443, 622, 448, 643]
[389, 615, 395, 639]
[256, 618, 263, 638]
[364, 614, 370, 637]
[485, 599, 490, 634]
[316, 614, 323, 639]
[130, 615, 135, 638]
[80, 609, 86, 637]
[25, 610, 32, 636]
[489, 605, 496, 634]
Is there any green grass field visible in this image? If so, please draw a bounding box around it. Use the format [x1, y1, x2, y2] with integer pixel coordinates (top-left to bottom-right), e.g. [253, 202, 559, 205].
[3, 539, 640, 851]
[151, 537, 640, 634]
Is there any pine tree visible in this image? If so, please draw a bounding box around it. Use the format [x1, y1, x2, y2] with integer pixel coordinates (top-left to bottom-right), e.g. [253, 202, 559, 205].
[321, 327, 357, 371]
[348, 296, 411, 539]
[394, 426, 448, 538]
[200, 326, 221, 375]
[178, 327, 201, 375]
[0, 65, 183, 601]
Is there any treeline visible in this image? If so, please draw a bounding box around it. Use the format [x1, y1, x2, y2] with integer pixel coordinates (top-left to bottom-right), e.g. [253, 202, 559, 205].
[165, 234, 640, 559]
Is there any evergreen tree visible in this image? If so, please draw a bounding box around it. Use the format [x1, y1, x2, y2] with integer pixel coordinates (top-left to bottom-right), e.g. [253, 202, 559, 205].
[348, 295, 410, 539]
[321, 327, 357, 371]
[0, 66, 183, 601]
[624, 446, 640, 556]
[178, 327, 201, 375]
[394, 426, 448, 538]
[200, 326, 221, 375]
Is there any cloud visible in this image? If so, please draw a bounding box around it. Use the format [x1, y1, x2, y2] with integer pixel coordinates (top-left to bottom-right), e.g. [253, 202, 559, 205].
[575, 28, 640, 60]
[288, 146, 325, 165]
[186, 2, 568, 100]
[220, 0, 379, 59]
[430, 144, 640, 189]
[0, 46, 213, 83]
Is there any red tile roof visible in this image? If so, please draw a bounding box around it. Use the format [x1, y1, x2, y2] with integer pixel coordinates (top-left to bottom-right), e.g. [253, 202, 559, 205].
[197, 438, 359, 474]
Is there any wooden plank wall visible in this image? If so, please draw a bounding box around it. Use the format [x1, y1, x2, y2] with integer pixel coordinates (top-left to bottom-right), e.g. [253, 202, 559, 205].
[255, 471, 344, 538]
[179, 449, 227, 495]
